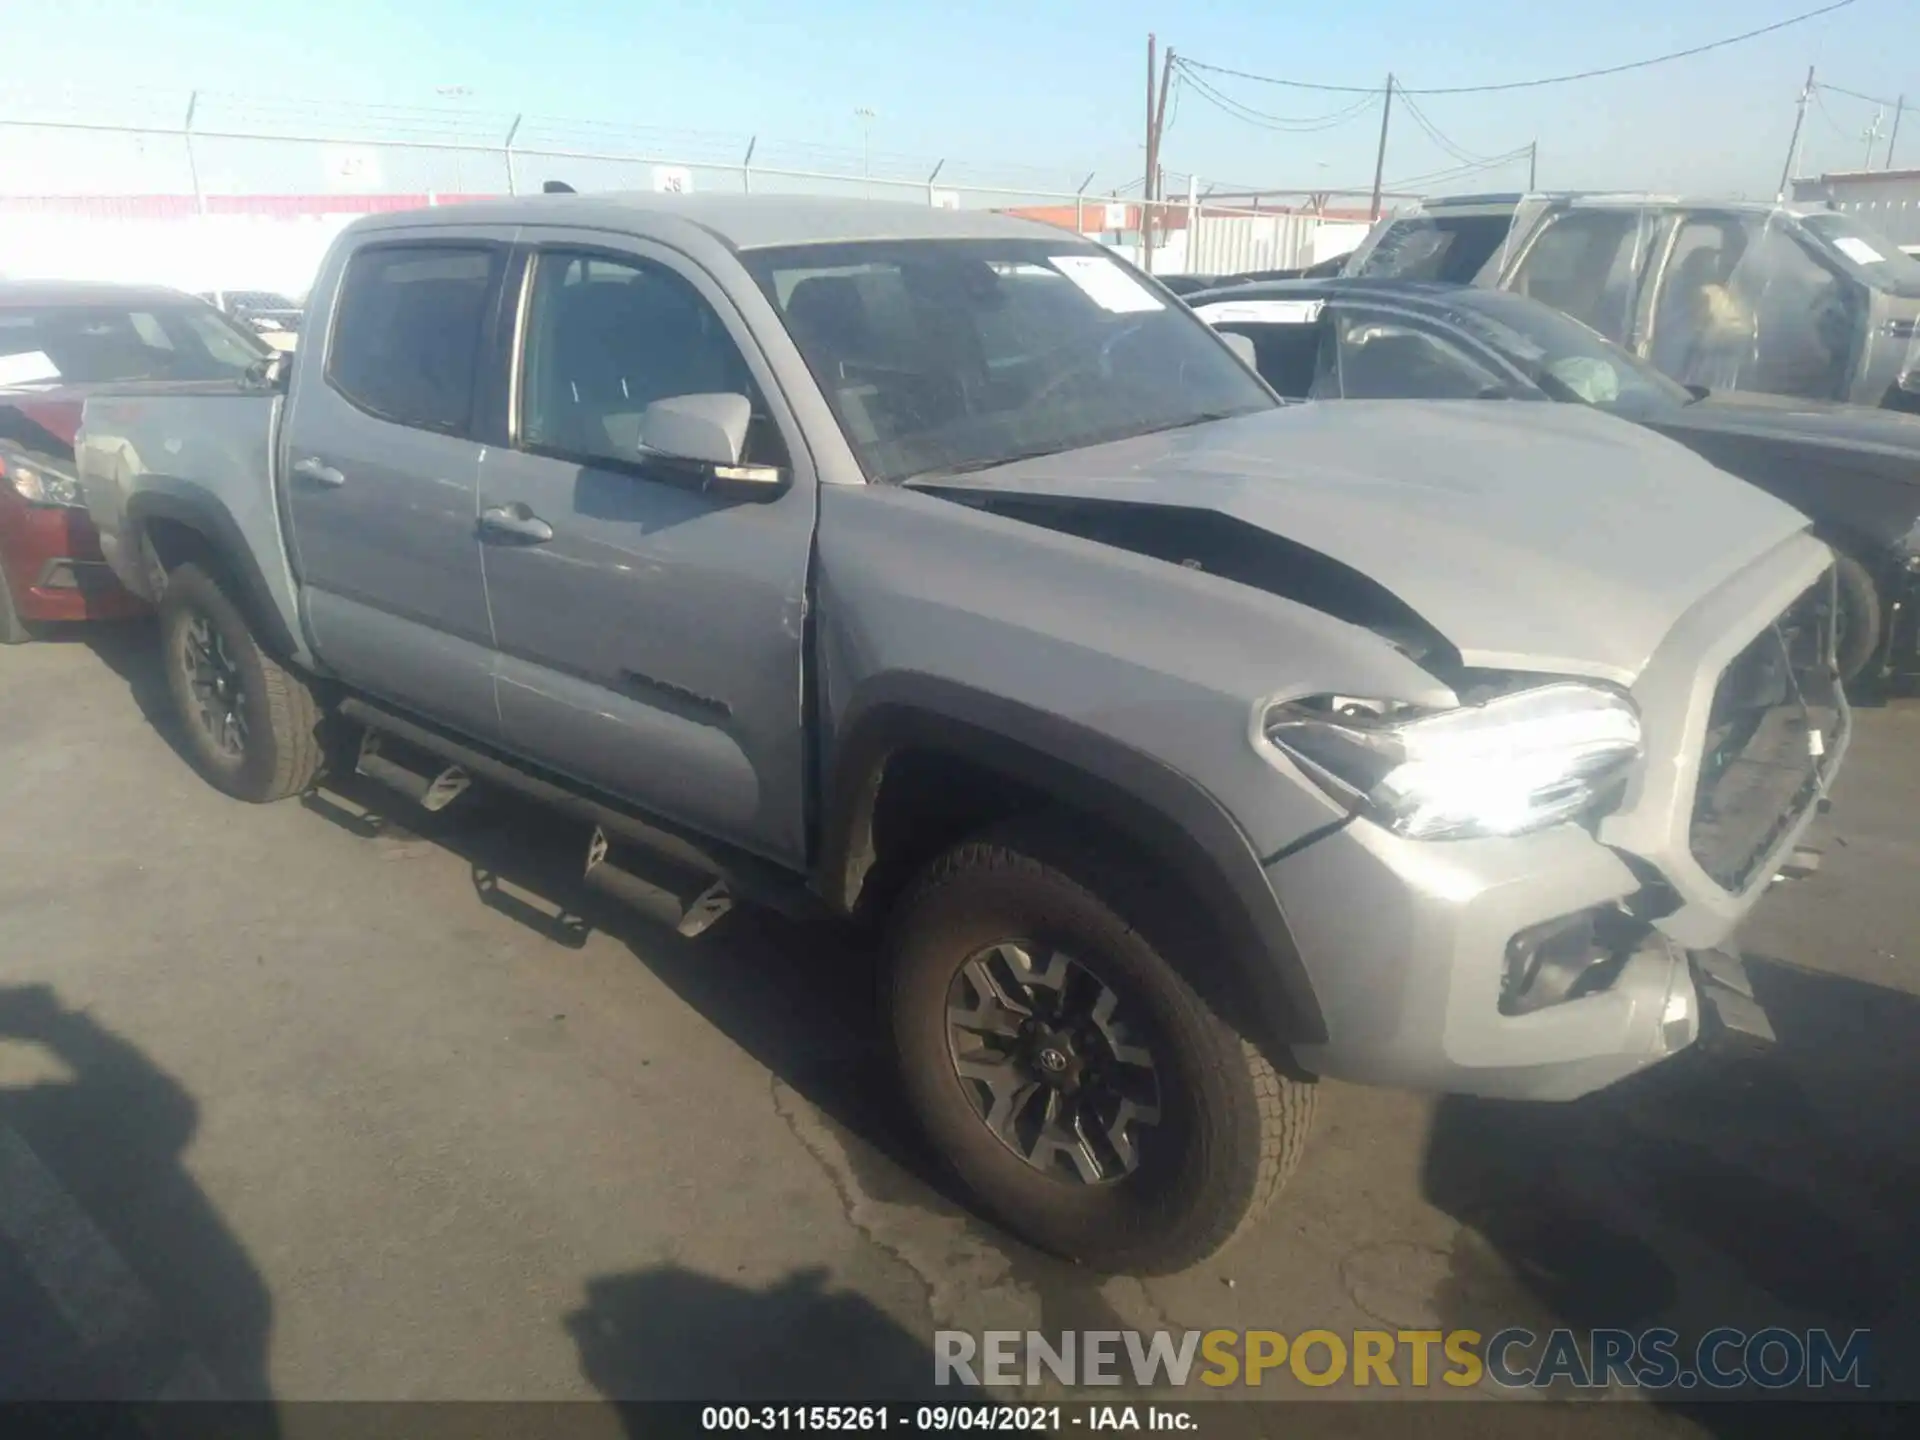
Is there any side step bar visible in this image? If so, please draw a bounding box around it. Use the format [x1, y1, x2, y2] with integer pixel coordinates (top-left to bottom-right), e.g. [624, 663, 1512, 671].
[583, 827, 734, 939]
[335, 696, 813, 925]
[355, 729, 471, 812]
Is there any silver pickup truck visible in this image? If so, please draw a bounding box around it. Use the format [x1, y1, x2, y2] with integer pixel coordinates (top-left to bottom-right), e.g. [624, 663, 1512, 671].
[77, 194, 1847, 1274]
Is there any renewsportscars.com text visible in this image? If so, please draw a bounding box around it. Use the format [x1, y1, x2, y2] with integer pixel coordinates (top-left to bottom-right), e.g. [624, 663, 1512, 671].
[935, 1327, 1872, 1391]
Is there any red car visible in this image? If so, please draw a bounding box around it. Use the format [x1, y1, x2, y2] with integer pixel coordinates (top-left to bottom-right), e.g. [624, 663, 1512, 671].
[1, 281, 270, 643]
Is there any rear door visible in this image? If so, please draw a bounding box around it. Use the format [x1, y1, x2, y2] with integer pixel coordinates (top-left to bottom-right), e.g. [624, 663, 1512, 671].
[281, 230, 515, 738]
[473, 233, 816, 865]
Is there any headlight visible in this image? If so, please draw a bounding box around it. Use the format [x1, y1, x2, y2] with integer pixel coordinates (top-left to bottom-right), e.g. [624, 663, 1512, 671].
[0, 452, 84, 508]
[1263, 682, 1643, 840]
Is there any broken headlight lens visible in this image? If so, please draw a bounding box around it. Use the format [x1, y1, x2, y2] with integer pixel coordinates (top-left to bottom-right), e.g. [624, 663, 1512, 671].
[0, 450, 84, 508]
[1264, 682, 1643, 840]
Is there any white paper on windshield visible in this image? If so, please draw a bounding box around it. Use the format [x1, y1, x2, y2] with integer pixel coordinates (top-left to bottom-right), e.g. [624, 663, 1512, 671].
[0, 350, 60, 387]
[1832, 236, 1885, 265]
[1048, 255, 1165, 313]
[1195, 299, 1324, 326]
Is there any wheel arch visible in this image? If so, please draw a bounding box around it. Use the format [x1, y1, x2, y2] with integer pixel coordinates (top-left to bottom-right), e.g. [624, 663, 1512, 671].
[819, 675, 1328, 1047]
[126, 485, 301, 658]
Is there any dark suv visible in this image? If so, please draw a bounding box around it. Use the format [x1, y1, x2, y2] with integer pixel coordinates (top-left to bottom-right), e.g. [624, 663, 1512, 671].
[1344, 193, 1920, 412]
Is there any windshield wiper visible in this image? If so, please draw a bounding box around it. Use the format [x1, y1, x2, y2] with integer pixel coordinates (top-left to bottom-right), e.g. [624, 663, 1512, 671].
[1154, 408, 1254, 431]
[900, 442, 1084, 486]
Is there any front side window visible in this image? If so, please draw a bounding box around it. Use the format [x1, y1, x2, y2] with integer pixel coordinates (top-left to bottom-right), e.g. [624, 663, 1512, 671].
[1332, 311, 1510, 399]
[743, 240, 1274, 483]
[1448, 292, 1690, 419]
[1649, 216, 1854, 397]
[517, 249, 784, 470]
[327, 245, 499, 434]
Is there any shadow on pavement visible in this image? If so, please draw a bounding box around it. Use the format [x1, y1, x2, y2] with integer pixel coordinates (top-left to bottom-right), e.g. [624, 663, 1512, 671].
[1420, 955, 1920, 1424]
[79, 617, 203, 773]
[301, 769, 970, 1212]
[567, 1263, 972, 1406]
[0, 983, 275, 1418]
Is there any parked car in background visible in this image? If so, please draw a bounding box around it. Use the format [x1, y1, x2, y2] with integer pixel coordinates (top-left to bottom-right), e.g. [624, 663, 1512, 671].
[1190, 276, 1920, 686]
[79, 194, 1849, 1272]
[0, 280, 269, 642]
[198, 289, 304, 351]
[1343, 193, 1920, 413]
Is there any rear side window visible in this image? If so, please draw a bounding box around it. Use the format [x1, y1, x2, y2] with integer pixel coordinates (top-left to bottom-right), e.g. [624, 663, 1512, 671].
[327, 245, 500, 434]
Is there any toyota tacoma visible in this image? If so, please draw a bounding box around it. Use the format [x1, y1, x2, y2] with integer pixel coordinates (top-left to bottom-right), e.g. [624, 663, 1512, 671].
[77, 195, 1847, 1273]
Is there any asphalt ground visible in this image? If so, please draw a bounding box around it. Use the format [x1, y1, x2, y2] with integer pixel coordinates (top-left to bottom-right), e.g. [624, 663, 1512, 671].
[1, 621, 1916, 1434]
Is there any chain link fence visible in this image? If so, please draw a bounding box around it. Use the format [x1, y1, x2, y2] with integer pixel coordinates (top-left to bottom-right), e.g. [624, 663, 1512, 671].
[0, 87, 1361, 292]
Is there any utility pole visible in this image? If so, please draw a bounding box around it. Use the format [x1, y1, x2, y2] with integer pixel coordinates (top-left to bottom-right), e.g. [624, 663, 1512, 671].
[1886, 96, 1905, 168]
[1863, 108, 1885, 169]
[1142, 37, 1175, 274]
[1777, 66, 1815, 201]
[1528, 140, 1537, 191]
[1368, 74, 1395, 222]
[1143, 34, 1158, 273]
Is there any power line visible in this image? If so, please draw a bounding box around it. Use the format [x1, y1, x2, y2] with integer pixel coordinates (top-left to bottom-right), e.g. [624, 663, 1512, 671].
[1395, 91, 1511, 165]
[1811, 86, 1859, 140]
[1816, 79, 1899, 107]
[1327, 144, 1535, 197]
[1179, 0, 1858, 96]
[1172, 62, 1381, 131]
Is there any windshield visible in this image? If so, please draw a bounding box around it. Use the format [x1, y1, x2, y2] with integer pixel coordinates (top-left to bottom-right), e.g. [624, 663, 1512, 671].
[1797, 211, 1920, 295]
[742, 239, 1275, 483]
[1451, 291, 1694, 418]
[0, 301, 267, 387]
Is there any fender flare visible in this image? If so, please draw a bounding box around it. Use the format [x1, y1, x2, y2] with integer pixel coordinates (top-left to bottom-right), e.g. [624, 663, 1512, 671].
[820, 674, 1328, 1046]
[124, 484, 300, 658]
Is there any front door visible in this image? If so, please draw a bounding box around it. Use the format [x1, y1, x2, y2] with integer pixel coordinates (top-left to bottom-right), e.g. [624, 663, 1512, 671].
[474, 235, 815, 865]
[280, 231, 514, 738]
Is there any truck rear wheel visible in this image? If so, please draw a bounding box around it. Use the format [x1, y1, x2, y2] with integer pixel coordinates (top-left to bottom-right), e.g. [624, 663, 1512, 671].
[159, 562, 323, 802]
[886, 822, 1313, 1274]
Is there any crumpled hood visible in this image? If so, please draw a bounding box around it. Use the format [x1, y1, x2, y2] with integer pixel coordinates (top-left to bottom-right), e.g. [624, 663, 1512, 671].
[917, 401, 1812, 685]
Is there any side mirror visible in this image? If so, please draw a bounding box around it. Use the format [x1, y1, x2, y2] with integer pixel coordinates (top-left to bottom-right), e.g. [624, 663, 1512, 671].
[638, 392, 786, 498]
[1219, 331, 1258, 369]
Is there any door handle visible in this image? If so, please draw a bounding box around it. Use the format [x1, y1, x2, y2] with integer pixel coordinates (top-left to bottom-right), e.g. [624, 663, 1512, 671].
[479, 504, 554, 544]
[292, 457, 346, 488]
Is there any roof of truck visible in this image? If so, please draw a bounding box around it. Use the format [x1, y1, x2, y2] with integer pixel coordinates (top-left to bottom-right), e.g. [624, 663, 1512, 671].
[350, 193, 1071, 251]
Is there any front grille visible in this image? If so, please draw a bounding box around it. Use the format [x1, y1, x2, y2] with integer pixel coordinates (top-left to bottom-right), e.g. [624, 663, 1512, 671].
[1688, 572, 1845, 892]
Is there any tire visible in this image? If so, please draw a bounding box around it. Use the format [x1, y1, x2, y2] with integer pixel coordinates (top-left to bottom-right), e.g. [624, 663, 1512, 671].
[0, 558, 32, 645]
[886, 821, 1314, 1274]
[1832, 551, 1883, 689]
[159, 562, 323, 802]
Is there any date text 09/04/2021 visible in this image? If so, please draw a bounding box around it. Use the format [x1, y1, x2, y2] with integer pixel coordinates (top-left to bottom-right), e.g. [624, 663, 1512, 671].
[700, 1407, 1186, 1431]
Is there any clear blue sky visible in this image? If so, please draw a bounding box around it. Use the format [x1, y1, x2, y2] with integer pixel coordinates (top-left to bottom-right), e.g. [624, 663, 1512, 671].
[15, 0, 1915, 199]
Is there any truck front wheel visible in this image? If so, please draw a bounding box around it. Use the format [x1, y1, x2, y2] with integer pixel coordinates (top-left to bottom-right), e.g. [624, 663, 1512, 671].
[886, 823, 1314, 1274]
[159, 562, 323, 802]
